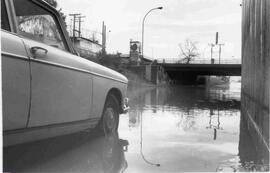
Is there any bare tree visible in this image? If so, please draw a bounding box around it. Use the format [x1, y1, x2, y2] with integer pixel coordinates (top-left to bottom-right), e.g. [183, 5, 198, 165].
[178, 39, 199, 64]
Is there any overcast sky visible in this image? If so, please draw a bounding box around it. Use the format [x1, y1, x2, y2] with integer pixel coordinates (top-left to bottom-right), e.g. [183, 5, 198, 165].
[57, 0, 242, 61]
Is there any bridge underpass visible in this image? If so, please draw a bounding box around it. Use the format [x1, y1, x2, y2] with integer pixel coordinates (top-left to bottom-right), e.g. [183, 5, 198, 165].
[161, 63, 241, 84]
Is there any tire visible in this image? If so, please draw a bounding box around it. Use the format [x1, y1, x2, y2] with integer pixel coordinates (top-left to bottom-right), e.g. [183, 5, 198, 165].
[98, 94, 120, 135]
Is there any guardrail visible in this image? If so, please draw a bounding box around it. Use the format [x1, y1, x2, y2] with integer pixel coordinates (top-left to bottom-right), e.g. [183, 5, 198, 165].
[157, 59, 241, 64]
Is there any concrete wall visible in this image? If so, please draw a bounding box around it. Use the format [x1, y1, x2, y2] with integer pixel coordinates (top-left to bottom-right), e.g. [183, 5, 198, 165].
[128, 65, 168, 84]
[145, 65, 151, 82]
[128, 66, 146, 80]
[150, 65, 169, 84]
[241, 0, 270, 154]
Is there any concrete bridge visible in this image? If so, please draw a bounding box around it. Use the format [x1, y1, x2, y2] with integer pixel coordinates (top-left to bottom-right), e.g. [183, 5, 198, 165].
[159, 59, 241, 82]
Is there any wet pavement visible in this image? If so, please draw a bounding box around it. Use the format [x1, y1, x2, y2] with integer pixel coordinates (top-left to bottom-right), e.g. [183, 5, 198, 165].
[120, 80, 242, 172]
[3, 78, 269, 172]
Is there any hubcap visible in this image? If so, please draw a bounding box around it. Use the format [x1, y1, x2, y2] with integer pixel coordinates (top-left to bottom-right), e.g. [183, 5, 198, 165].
[104, 108, 116, 132]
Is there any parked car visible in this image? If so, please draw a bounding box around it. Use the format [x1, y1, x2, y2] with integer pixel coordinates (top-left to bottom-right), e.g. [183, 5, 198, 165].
[1, 0, 129, 147]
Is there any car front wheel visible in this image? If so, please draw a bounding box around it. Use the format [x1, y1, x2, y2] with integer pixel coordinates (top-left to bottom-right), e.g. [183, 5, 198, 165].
[100, 94, 119, 135]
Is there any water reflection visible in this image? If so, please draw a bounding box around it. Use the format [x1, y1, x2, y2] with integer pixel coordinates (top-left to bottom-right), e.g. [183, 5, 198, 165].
[127, 84, 240, 135]
[4, 131, 129, 173]
[129, 85, 240, 112]
[119, 81, 268, 172]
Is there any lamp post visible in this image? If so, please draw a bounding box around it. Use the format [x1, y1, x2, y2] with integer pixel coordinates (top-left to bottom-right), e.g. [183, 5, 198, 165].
[141, 7, 163, 63]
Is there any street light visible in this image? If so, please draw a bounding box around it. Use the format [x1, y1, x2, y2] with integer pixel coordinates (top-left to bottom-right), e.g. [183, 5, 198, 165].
[141, 7, 163, 62]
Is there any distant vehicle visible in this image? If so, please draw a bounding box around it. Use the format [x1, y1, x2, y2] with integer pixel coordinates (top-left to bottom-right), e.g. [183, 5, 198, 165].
[1, 0, 129, 146]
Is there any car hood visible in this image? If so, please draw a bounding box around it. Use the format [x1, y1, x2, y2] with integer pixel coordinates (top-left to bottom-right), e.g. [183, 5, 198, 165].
[70, 55, 128, 84]
[90, 61, 128, 84]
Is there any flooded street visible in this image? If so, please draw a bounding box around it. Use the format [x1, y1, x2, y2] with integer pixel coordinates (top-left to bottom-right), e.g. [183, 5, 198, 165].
[2, 0, 270, 172]
[119, 79, 242, 172]
[4, 78, 269, 172]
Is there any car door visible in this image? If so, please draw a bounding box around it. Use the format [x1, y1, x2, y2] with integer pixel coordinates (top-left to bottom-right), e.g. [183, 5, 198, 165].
[1, 0, 31, 131]
[13, 0, 93, 127]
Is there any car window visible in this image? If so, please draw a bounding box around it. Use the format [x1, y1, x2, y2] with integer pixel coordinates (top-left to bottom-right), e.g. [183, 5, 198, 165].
[13, 0, 67, 51]
[1, 0, 11, 31]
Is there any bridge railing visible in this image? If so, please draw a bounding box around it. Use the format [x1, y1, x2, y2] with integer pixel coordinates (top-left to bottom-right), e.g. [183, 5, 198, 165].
[157, 59, 241, 64]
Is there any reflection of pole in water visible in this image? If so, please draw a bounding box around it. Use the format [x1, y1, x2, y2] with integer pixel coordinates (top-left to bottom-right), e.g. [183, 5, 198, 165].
[214, 128, 217, 140]
[206, 108, 214, 129]
[206, 107, 223, 140]
[151, 88, 158, 107]
[129, 107, 141, 128]
[140, 112, 160, 167]
[217, 109, 220, 129]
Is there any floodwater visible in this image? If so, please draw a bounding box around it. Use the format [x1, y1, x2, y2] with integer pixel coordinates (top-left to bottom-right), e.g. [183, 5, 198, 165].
[3, 77, 269, 172]
[120, 78, 243, 172]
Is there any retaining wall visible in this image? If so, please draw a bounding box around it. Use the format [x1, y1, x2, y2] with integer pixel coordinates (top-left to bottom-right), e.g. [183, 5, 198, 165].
[241, 0, 270, 154]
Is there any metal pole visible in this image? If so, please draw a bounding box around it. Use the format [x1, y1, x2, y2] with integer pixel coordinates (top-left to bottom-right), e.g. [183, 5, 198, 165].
[211, 44, 213, 60]
[211, 44, 214, 64]
[218, 44, 221, 64]
[141, 7, 163, 63]
[209, 43, 215, 64]
[218, 44, 224, 64]
[140, 111, 160, 167]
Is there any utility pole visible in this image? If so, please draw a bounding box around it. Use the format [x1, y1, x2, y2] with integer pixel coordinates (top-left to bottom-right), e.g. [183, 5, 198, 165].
[102, 21, 106, 55]
[208, 32, 218, 64]
[78, 16, 85, 37]
[218, 43, 225, 64]
[209, 43, 215, 64]
[69, 13, 81, 38]
[208, 32, 225, 64]
[215, 31, 224, 64]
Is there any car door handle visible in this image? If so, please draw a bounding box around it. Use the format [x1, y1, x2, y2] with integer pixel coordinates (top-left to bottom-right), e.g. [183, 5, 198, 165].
[30, 46, 48, 56]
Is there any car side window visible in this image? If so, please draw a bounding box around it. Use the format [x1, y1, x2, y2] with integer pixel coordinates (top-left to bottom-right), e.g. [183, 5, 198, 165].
[13, 0, 67, 51]
[1, 0, 11, 31]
